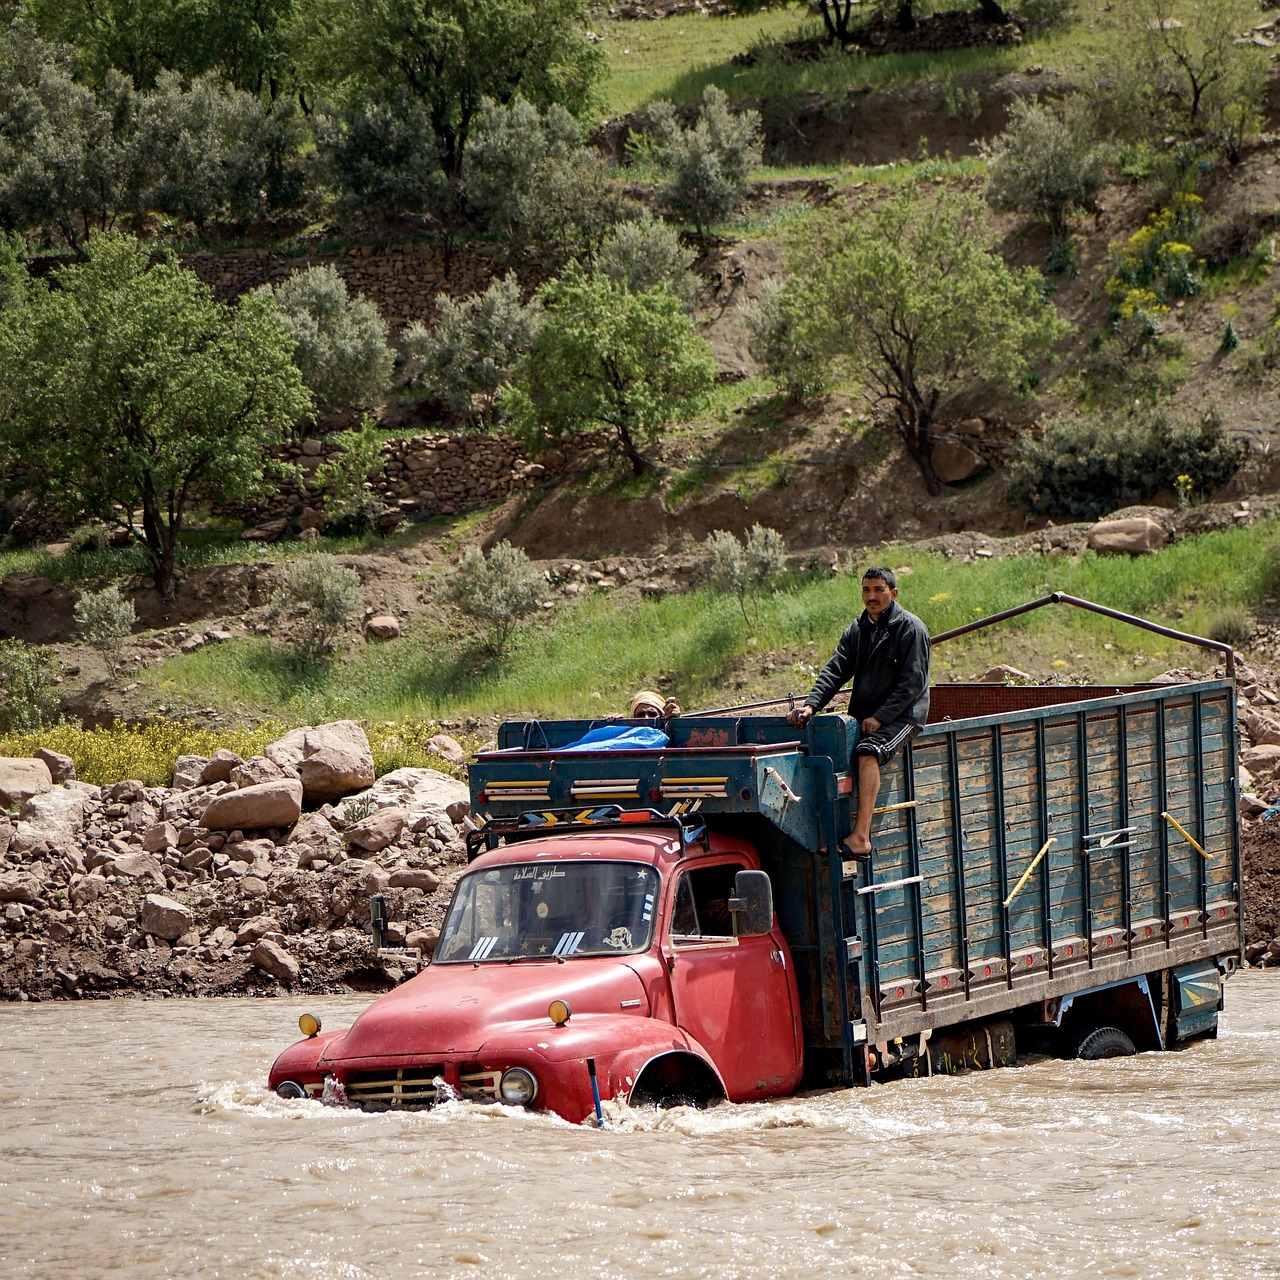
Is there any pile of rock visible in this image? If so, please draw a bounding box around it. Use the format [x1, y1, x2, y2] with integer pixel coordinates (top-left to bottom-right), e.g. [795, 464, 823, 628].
[0, 721, 473, 1001]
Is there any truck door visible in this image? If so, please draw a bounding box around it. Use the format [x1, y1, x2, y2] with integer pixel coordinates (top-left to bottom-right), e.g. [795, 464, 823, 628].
[665, 860, 802, 1100]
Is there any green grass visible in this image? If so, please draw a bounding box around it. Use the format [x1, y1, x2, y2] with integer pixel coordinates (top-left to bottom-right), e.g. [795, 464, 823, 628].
[598, 11, 1034, 117]
[139, 520, 1280, 724]
[0, 511, 495, 590]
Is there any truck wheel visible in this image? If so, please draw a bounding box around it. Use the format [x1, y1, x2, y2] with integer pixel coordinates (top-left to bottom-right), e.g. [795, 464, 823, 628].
[1074, 1026, 1136, 1060]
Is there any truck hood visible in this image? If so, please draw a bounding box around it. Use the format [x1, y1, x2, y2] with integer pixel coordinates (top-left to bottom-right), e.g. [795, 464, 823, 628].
[322, 957, 651, 1062]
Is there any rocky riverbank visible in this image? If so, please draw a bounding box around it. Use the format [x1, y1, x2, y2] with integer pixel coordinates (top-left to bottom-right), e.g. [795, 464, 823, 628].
[0, 721, 472, 1001]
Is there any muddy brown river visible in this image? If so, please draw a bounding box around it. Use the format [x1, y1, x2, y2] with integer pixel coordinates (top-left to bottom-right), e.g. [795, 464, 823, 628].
[1, 970, 1277, 1279]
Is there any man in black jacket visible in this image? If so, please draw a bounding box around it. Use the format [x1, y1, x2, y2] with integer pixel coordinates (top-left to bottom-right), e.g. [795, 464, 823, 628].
[787, 567, 930, 855]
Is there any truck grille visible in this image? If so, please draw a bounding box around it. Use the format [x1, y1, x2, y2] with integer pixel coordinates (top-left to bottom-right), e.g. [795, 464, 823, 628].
[343, 1066, 502, 1110]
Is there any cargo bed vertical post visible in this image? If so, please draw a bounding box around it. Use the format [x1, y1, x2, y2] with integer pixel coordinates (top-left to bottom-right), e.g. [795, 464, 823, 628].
[991, 726, 1013, 989]
[1035, 719, 1055, 979]
[1157, 698, 1172, 951]
[945, 726, 972, 999]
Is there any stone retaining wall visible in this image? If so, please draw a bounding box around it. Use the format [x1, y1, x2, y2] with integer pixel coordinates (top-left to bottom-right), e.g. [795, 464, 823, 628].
[183, 241, 507, 331]
[224, 431, 566, 534]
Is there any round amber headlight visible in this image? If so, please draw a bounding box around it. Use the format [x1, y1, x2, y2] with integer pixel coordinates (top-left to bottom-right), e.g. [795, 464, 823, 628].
[499, 1067, 539, 1106]
[548, 999, 571, 1026]
[299, 1013, 322, 1038]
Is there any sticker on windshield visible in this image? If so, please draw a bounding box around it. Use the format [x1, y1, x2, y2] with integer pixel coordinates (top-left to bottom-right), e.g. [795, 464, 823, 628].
[553, 932, 584, 957]
[603, 927, 633, 950]
[642, 893, 654, 923]
[469, 936, 500, 960]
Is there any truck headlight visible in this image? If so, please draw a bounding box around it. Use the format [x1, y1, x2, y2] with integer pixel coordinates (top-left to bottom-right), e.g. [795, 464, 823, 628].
[499, 1067, 539, 1106]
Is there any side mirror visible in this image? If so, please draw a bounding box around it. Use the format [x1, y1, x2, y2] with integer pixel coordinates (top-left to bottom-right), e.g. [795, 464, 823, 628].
[728, 870, 774, 938]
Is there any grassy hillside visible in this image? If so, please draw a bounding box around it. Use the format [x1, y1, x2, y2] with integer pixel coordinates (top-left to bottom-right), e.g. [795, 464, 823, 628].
[119, 519, 1279, 726]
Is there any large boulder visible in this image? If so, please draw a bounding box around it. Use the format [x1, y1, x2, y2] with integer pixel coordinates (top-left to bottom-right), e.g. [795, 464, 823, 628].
[345, 805, 409, 853]
[266, 721, 374, 803]
[1243, 744, 1280, 782]
[389, 868, 441, 892]
[342, 767, 467, 822]
[11, 784, 90, 852]
[102, 852, 166, 888]
[1087, 517, 1167, 555]
[931, 439, 987, 484]
[140, 894, 195, 941]
[200, 778, 304, 831]
[0, 871, 42, 904]
[0, 757, 52, 808]
[172, 755, 207, 789]
[33, 748, 75, 784]
[252, 938, 300, 985]
[199, 749, 244, 785]
[230, 756, 296, 789]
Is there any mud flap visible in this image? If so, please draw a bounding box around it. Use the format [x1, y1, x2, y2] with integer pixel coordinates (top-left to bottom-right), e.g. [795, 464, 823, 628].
[1170, 962, 1222, 1042]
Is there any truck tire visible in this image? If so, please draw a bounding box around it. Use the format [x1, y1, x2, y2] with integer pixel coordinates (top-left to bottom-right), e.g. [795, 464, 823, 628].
[1074, 1026, 1136, 1060]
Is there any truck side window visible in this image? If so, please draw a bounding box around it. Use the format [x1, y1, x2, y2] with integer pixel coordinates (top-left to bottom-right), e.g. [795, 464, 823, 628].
[671, 863, 744, 944]
[671, 876, 700, 938]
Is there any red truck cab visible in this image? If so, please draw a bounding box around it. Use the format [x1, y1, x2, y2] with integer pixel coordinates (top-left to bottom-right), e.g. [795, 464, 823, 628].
[269, 823, 803, 1123]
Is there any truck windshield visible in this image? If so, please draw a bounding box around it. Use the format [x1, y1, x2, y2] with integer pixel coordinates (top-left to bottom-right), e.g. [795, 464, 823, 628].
[435, 860, 660, 962]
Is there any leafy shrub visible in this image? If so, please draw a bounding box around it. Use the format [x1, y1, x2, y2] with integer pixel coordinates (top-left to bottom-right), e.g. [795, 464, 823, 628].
[73, 584, 136, 677]
[313, 417, 386, 535]
[312, 90, 446, 218]
[264, 266, 394, 418]
[983, 96, 1105, 247]
[651, 86, 763, 236]
[402, 274, 543, 428]
[1206, 610, 1253, 650]
[269, 555, 362, 658]
[1106, 195, 1204, 309]
[594, 217, 700, 308]
[743, 278, 830, 400]
[704, 524, 787, 624]
[67, 523, 111, 554]
[443, 541, 545, 653]
[1006, 407, 1244, 519]
[0, 637, 60, 732]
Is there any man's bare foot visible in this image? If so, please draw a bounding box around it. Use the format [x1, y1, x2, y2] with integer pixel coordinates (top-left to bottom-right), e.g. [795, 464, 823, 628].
[842, 833, 872, 856]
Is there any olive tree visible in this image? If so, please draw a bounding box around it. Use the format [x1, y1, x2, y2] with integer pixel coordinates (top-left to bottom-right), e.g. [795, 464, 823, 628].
[503, 263, 717, 475]
[269, 555, 362, 659]
[462, 95, 634, 265]
[594, 217, 700, 309]
[0, 233, 311, 599]
[403, 274, 543, 428]
[264, 266, 394, 418]
[0, 24, 141, 253]
[786, 188, 1069, 493]
[311, 90, 447, 218]
[73, 583, 137, 677]
[984, 96, 1107, 249]
[705, 525, 787, 625]
[650, 87, 762, 237]
[443, 541, 545, 654]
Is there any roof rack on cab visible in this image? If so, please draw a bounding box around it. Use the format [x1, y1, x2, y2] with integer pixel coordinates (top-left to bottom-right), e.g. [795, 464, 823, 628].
[465, 804, 709, 862]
